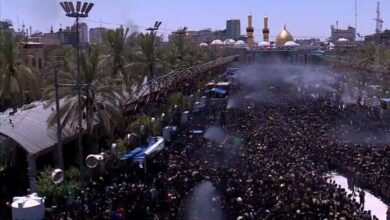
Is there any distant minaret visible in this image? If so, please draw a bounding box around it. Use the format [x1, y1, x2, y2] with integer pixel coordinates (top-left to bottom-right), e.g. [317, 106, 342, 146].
[262, 16, 270, 42]
[246, 13, 254, 48]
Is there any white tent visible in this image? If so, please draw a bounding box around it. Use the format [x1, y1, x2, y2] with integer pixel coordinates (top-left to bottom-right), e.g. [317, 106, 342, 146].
[337, 38, 349, 42]
[210, 39, 224, 45]
[284, 41, 300, 47]
[234, 40, 247, 48]
[224, 39, 236, 45]
[258, 41, 271, 47]
[199, 42, 208, 47]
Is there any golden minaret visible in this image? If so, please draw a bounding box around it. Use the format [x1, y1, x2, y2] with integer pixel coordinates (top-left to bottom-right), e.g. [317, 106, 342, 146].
[246, 13, 254, 48]
[262, 16, 270, 42]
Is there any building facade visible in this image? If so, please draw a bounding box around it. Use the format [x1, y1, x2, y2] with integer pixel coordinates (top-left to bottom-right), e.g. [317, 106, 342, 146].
[226, 19, 241, 40]
[169, 28, 226, 45]
[79, 23, 89, 46]
[59, 27, 78, 47]
[330, 25, 355, 43]
[89, 27, 107, 44]
[22, 42, 44, 71]
[365, 30, 390, 47]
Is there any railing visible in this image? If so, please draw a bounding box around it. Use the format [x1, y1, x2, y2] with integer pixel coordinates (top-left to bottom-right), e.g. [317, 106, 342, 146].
[122, 56, 237, 114]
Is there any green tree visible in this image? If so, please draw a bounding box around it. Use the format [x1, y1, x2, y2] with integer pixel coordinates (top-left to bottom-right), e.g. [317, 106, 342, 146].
[132, 32, 163, 79]
[127, 114, 160, 139]
[0, 32, 37, 113]
[37, 166, 81, 206]
[43, 45, 125, 143]
[103, 27, 130, 81]
[162, 44, 179, 72]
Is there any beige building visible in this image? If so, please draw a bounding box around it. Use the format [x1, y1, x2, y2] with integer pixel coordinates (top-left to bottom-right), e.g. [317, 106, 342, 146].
[89, 27, 107, 44]
[22, 42, 45, 71]
[331, 25, 355, 43]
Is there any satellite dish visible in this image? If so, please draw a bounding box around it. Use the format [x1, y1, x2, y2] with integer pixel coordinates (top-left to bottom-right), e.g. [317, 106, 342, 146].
[51, 169, 64, 185]
[85, 153, 104, 168]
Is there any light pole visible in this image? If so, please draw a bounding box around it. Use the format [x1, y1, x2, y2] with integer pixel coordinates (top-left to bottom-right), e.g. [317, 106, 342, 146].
[60, 1, 94, 183]
[146, 21, 162, 35]
[146, 21, 162, 78]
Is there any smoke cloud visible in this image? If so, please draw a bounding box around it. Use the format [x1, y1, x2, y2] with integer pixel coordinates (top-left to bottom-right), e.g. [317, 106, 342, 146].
[204, 126, 227, 145]
[185, 181, 225, 220]
[233, 64, 338, 105]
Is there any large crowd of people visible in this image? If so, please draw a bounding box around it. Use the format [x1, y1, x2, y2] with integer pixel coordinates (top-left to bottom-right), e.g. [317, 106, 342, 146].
[43, 67, 390, 220]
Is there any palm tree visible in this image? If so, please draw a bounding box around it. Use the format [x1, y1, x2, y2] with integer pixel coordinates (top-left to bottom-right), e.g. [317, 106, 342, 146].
[169, 32, 200, 68]
[162, 44, 179, 72]
[0, 32, 37, 113]
[44, 45, 125, 144]
[133, 32, 163, 79]
[102, 27, 130, 81]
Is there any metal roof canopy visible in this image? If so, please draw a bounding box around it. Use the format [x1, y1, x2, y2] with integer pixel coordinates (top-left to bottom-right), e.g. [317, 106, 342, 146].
[0, 101, 80, 155]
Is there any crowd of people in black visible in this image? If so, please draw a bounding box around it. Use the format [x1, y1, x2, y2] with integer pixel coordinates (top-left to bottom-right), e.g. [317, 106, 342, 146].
[42, 67, 390, 220]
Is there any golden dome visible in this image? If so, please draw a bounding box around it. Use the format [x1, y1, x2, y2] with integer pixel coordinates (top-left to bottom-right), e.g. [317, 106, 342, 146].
[275, 25, 294, 46]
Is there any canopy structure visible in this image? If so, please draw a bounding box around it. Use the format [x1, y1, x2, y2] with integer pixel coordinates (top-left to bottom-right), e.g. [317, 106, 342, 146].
[120, 147, 146, 164]
[120, 137, 165, 166]
[211, 88, 227, 95]
[258, 41, 271, 47]
[337, 38, 349, 42]
[0, 101, 80, 155]
[284, 41, 300, 47]
[211, 39, 224, 45]
[191, 129, 205, 135]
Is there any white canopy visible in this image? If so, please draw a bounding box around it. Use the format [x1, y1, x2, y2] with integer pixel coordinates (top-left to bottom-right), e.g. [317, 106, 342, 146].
[337, 38, 349, 42]
[211, 39, 224, 45]
[224, 39, 236, 45]
[258, 41, 271, 47]
[144, 136, 165, 156]
[234, 40, 247, 48]
[284, 41, 300, 47]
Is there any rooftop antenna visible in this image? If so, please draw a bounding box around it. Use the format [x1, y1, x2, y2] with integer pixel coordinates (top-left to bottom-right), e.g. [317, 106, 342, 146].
[374, 1, 383, 33]
[336, 20, 339, 29]
[355, 0, 358, 38]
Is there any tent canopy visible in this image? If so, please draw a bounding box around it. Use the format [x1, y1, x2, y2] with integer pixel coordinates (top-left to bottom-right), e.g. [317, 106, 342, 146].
[120, 137, 165, 164]
[0, 101, 81, 155]
[211, 88, 227, 95]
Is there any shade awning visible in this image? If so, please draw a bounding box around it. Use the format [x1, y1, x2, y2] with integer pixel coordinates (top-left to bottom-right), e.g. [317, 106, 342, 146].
[0, 101, 80, 155]
[211, 88, 227, 95]
[120, 137, 165, 163]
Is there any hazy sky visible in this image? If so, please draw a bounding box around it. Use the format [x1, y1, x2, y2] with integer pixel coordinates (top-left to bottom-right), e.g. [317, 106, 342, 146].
[1, 0, 389, 41]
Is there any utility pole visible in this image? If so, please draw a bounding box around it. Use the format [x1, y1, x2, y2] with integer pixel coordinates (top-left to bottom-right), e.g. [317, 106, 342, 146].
[54, 69, 64, 170]
[60, 1, 94, 183]
[146, 21, 162, 78]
